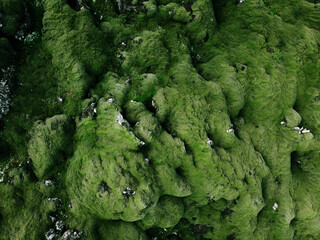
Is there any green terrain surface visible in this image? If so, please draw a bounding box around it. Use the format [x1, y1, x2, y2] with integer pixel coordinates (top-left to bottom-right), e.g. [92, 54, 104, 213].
[0, 0, 320, 239]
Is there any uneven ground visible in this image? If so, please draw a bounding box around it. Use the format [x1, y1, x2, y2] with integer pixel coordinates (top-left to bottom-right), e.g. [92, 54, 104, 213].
[0, 0, 320, 239]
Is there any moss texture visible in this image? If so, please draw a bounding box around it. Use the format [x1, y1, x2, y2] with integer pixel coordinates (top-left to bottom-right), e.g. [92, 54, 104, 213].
[0, 0, 320, 239]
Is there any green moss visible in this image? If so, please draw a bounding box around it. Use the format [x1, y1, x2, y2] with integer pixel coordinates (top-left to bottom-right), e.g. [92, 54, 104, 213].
[99, 221, 147, 240]
[0, 0, 24, 36]
[41, 0, 110, 115]
[1, 0, 320, 239]
[28, 114, 74, 179]
[0, 173, 51, 239]
[140, 195, 184, 228]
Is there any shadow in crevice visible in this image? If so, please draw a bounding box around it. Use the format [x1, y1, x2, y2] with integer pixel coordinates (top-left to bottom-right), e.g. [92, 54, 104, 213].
[291, 151, 302, 174]
[212, 0, 229, 24]
[67, 0, 81, 11]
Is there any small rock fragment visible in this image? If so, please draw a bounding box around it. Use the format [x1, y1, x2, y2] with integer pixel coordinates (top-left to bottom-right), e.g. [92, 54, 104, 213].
[116, 112, 130, 126]
[122, 187, 136, 197]
[44, 180, 54, 186]
[273, 202, 278, 211]
[61, 229, 82, 240]
[45, 229, 57, 240]
[55, 220, 65, 231]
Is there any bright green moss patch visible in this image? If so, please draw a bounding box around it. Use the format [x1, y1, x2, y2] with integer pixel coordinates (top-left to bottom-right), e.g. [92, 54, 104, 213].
[0, 0, 320, 239]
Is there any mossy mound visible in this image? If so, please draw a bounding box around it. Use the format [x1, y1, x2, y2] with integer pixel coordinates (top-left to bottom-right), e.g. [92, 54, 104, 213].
[28, 114, 74, 179]
[0, 0, 320, 239]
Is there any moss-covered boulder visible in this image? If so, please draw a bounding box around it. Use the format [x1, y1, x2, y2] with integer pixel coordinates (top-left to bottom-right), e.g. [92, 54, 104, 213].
[1, 0, 320, 239]
[28, 114, 74, 179]
[99, 221, 148, 240]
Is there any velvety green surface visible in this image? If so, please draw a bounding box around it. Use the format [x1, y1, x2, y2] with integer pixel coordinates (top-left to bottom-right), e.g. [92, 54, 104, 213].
[0, 0, 320, 239]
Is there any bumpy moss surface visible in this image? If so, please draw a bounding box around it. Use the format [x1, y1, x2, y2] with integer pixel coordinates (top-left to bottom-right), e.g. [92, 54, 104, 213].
[0, 0, 320, 239]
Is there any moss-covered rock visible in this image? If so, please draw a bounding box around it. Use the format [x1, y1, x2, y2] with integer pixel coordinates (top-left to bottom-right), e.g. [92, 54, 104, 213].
[99, 221, 148, 240]
[28, 114, 74, 179]
[41, 0, 109, 115]
[1, 0, 320, 239]
[0, 0, 24, 36]
[66, 98, 160, 221]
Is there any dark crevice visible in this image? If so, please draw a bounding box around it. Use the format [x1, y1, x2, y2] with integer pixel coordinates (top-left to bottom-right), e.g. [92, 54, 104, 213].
[243, 176, 249, 185]
[183, 1, 194, 12]
[260, 178, 268, 200]
[221, 207, 234, 218]
[159, 115, 175, 136]
[98, 181, 109, 193]
[175, 167, 184, 176]
[211, 0, 230, 25]
[182, 141, 197, 167]
[255, 206, 265, 225]
[211, 0, 221, 25]
[189, 224, 213, 234]
[67, 0, 81, 11]
[291, 151, 302, 173]
[227, 234, 235, 240]
[145, 101, 157, 115]
[203, 32, 209, 42]
[120, 107, 136, 128]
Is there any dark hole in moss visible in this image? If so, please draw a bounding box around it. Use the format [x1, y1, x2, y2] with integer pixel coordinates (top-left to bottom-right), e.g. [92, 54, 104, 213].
[192, 217, 197, 221]
[227, 234, 235, 240]
[176, 167, 184, 176]
[0, 140, 11, 157]
[125, 15, 136, 24]
[243, 177, 249, 185]
[212, 0, 230, 24]
[275, 175, 281, 184]
[221, 208, 233, 218]
[203, 32, 209, 42]
[159, 114, 174, 135]
[67, 0, 80, 11]
[190, 224, 213, 235]
[120, 108, 135, 127]
[98, 181, 109, 192]
[183, 142, 193, 155]
[146, 66, 152, 73]
[233, 64, 239, 73]
[290, 218, 297, 226]
[183, 1, 193, 12]
[145, 101, 157, 115]
[232, 196, 240, 205]
[266, 46, 273, 53]
[291, 151, 301, 173]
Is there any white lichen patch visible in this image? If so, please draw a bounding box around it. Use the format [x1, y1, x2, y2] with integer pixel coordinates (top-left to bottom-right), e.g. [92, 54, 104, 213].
[107, 98, 115, 103]
[24, 31, 40, 46]
[0, 66, 14, 119]
[122, 187, 135, 196]
[0, 164, 8, 183]
[44, 180, 54, 186]
[291, 126, 311, 134]
[116, 112, 130, 126]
